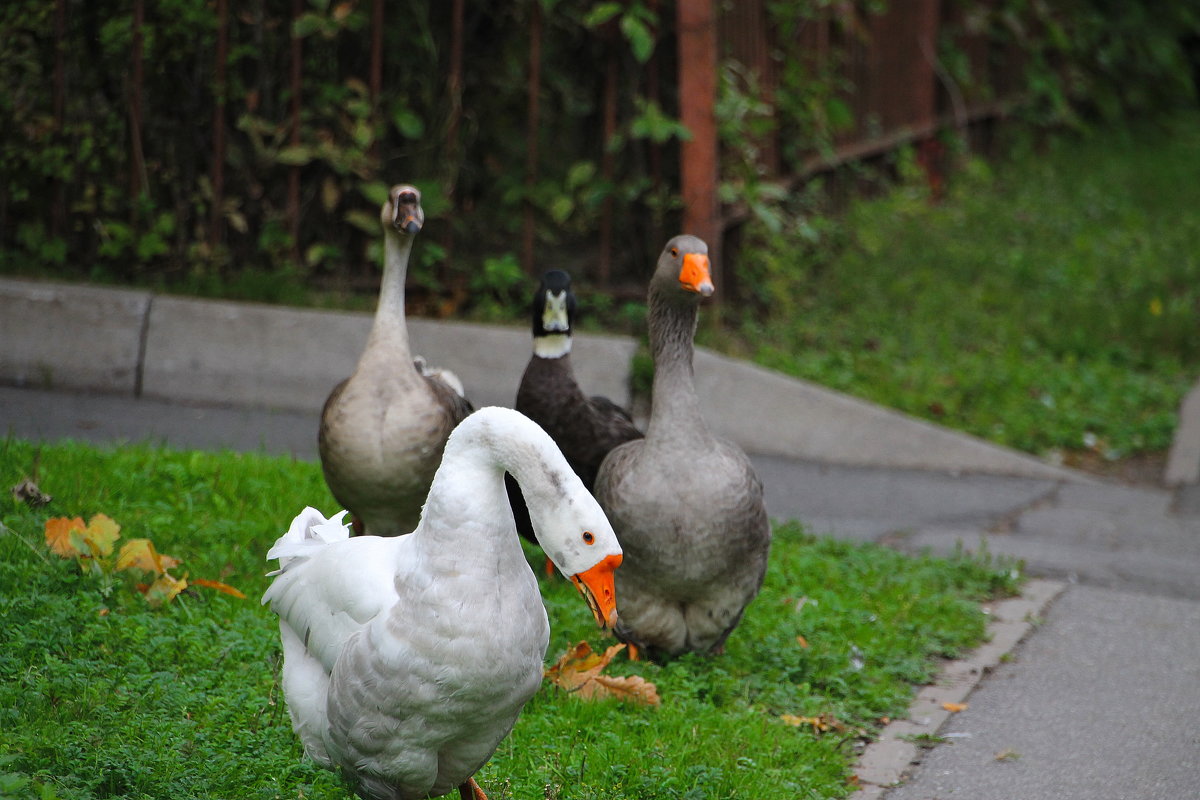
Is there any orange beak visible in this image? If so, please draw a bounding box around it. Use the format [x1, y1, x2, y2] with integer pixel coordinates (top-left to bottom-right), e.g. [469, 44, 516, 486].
[679, 252, 714, 296]
[569, 552, 622, 630]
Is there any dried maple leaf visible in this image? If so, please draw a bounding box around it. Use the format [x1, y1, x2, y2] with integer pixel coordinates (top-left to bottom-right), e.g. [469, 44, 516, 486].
[191, 578, 247, 599]
[544, 641, 660, 706]
[81, 514, 121, 558]
[578, 673, 661, 705]
[942, 702, 969, 713]
[143, 573, 188, 608]
[45, 516, 87, 558]
[779, 712, 845, 733]
[116, 539, 182, 574]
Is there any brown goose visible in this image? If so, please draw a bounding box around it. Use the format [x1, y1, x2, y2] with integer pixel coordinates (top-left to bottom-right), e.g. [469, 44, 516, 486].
[506, 270, 643, 543]
[593, 235, 771, 659]
[318, 184, 473, 536]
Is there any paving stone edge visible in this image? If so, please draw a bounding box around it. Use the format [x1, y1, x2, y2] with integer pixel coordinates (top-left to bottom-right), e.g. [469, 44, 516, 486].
[849, 578, 1068, 798]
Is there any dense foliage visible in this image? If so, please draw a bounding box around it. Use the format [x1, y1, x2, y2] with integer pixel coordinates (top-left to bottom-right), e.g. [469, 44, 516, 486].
[723, 113, 1200, 459]
[1, 0, 1196, 304]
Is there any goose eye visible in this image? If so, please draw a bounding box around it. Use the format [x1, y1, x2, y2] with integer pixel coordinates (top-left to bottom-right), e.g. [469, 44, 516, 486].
[670, 247, 679, 258]
[582, 531, 595, 545]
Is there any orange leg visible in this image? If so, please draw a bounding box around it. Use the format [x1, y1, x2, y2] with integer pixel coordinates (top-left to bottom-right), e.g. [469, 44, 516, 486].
[458, 778, 488, 800]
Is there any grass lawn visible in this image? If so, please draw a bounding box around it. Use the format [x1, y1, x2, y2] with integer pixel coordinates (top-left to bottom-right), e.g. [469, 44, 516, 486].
[1, 438, 1019, 799]
[719, 113, 1200, 464]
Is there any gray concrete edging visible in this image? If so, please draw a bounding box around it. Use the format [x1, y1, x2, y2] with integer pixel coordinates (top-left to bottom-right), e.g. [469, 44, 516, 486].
[0, 276, 1101, 481]
[850, 579, 1067, 798]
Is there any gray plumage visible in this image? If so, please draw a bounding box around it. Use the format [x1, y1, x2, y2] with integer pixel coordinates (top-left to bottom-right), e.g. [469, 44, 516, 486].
[593, 235, 771, 658]
[319, 184, 473, 536]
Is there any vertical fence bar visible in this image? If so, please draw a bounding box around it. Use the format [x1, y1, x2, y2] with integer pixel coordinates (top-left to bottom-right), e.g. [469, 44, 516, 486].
[676, 0, 721, 291]
[50, 0, 68, 240]
[209, 0, 229, 248]
[521, 0, 543, 276]
[598, 45, 617, 288]
[288, 0, 303, 266]
[130, 0, 146, 216]
[369, 0, 383, 162]
[442, 0, 465, 280]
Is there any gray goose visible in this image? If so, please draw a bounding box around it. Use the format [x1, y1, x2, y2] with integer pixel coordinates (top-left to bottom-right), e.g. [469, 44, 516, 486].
[593, 235, 771, 659]
[318, 184, 473, 536]
[506, 270, 643, 544]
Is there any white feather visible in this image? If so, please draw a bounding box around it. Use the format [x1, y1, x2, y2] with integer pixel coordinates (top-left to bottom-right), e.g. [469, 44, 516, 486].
[263, 407, 621, 800]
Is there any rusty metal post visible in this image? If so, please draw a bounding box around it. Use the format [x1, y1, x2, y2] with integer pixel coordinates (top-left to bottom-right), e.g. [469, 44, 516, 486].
[676, 0, 721, 290]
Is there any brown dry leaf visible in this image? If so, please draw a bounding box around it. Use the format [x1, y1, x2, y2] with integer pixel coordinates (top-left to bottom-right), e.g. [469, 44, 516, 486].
[116, 539, 182, 574]
[191, 578, 247, 599]
[45, 516, 87, 557]
[143, 573, 188, 608]
[779, 712, 845, 733]
[544, 641, 659, 706]
[942, 702, 969, 713]
[796, 634, 809, 648]
[82, 514, 121, 557]
[581, 673, 661, 706]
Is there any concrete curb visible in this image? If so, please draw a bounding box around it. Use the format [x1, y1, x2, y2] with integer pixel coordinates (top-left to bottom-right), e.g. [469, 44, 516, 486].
[1165, 379, 1200, 487]
[850, 578, 1067, 798]
[0, 276, 1123, 482]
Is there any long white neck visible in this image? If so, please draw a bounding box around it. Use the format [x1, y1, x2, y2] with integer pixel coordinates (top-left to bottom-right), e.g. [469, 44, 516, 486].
[367, 229, 414, 352]
[412, 408, 594, 573]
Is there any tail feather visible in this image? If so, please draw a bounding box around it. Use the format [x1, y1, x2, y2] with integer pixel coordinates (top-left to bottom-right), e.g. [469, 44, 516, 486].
[266, 507, 351, 574]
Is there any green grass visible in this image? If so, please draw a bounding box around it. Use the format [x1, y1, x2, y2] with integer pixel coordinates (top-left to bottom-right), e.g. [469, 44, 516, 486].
[0, 437, 1019, 799]
[719, 113, 1200, 460]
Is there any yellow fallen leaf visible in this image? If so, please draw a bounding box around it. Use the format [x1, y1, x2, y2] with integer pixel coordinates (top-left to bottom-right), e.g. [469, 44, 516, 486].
[796, 634, 809, 648]
[45, 516, 87, 558]
[942, 702, 969, 713]
[143, 573, 188, 607]
[116, 538, 182, 574]
[82, 513, 121, 557]
[779, 712, 844, 732]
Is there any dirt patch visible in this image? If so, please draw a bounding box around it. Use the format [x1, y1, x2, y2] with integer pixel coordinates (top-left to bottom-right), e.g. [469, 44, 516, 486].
[1059, 450, 1167, 487]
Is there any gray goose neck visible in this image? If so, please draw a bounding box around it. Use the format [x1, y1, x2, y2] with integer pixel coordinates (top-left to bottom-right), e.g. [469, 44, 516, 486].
[646, 287, 705, 438]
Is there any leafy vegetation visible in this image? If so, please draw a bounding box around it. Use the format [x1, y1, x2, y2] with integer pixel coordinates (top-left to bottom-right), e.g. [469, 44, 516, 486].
[718, 113, 1200, 460]
[2, 0, 1196, 299]
[0, 437, 1019, 799]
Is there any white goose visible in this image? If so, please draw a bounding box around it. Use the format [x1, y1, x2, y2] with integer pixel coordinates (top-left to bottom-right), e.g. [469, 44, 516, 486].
[319, 183, 473, 536]
[264, 407, 622, 800]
